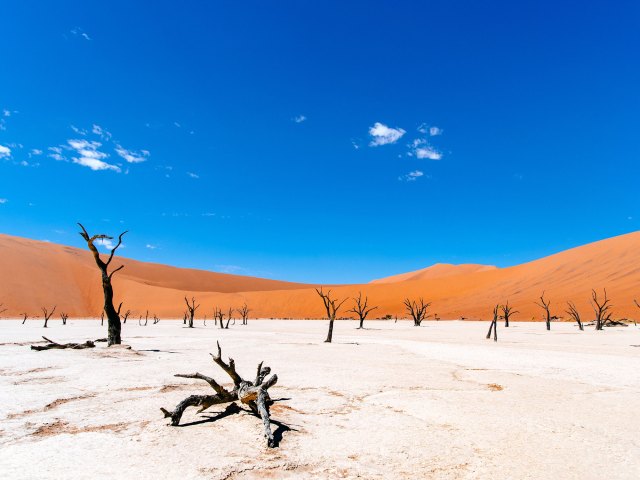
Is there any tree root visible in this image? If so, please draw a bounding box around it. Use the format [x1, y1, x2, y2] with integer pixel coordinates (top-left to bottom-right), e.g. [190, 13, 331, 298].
[161, 341, 279, 447]
[30, 336, 96, 351]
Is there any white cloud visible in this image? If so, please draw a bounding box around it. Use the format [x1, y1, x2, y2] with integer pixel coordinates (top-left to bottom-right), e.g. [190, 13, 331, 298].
[71, 28, 91, 40]
[0, 144, 11, 159]
[30, 149, 43, 156]
[48, 146, 66, 161]
[70, 125, 87, 135]
[187, 172, 199, 179]
[409, 139, 442, 160]
[293, 115, 306, 123]
[67, 139, 120, 172]
[0, 198, 7, 204]
[3, 109, 10, 117]
[369, 122, 406, 146]
[92, 124, 112, 140]
[97, 238, 116, 250]
[115, 145, 149, 163]
[399, 170, 426, 182]
[145, 244, 157, 250]
[174, 122, 181, 128]
[429, 126, 443, 136]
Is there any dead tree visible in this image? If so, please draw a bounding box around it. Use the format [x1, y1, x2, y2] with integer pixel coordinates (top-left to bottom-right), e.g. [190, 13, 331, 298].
[203, 315, 207, 326]
[100, 311, 104, 326]
[565, 302, 584, 331]
[500, 302, 518, 327]
[183, 311, 187, 325]
[78, 223, 127, 346]
[31, 336, 95, 351]
[184, 296, 199, 328]
[226, 307, 234, 328]
[535, 292, 553, 330]
[347, 291, 378, 329]
[316, 287, 348, 343]
[60, 312, 69, 325]
[214, 307, 226, 329]
[139, 310, 149, 326]
[21, 313, 30, 324]
[41, 306, 56, 328]
[403, 297, 431, 326]
[591, 289, 613, 330]
[153, 315, 160, 325]
[239, 303, 250, 325]
[160, 342, 279, 447]
[486, 304, 499, 342]
[122, 309, 131, 324]
[634, 299, 640, 326]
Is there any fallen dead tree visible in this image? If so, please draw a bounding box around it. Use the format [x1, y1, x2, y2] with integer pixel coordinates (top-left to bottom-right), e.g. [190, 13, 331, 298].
[160, 341, 279, 447]
[31, 336, 96, 351]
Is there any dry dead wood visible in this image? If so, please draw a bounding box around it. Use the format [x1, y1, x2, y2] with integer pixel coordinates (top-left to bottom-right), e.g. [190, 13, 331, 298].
[31, 336, 96, 351]
[591, 289, 613, 330]
[534, 292, 553, 330]
[403, 297, 431, 326]
[60, 312, 69, 325]
[41, 306, 56, 328]
[239, 303, 250, 325]
[565, 302, 584, 330]
[486, 304, 499, 342]
[316, 287, 347, 342]
[500, 302, 518, 327]
[185, 297, 199, 328]
[160, 342, 279, 447]
[347, 291, 378, 329]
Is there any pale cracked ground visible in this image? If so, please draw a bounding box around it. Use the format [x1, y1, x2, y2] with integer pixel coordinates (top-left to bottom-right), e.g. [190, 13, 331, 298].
[0, 320, 639, 479]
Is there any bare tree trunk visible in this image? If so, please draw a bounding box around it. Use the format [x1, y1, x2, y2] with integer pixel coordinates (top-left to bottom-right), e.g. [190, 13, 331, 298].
[316, 288, 347, 343]
[78, 223, 127, 346]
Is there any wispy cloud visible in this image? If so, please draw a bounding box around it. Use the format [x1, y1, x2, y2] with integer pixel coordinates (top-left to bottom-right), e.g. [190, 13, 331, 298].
[0, 144, 11, 159]
[293, 115, 306, 123]
[70, 27, 91, 41]
[408, 139, 442, 160]
[398, 170, 426, 181]
[115, 145, 149, 163]
[187, 172, 199, 179]
[92, 124, 112, 140]
[0, 198, 7, 204]
[97, 237, 116, 251]
[70, 125, 87, 135]
[174, 121, 181, 128]
[68, 139, 120, 172]
[369, 122, 406, 146]
[417, 124, 443, 136]
[30, 149, 43, 156]
[145, 244, 157, 250]
[2, 109, 11, 117]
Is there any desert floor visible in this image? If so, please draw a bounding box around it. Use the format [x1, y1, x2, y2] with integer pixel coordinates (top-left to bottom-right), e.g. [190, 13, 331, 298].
[1, 320, 639, 479]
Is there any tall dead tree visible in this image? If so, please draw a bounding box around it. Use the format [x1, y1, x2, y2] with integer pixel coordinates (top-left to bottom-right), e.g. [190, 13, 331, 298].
[500, 302, 518, 327]
[214, 307, 226, 329]
[184, 296, 199, 328]
[122, 309, 131, 324]
[486, 304, 499, 342]
[239, 303, 250, 325]
[316, 287, 348, 343]
[78, 223, 127, 346]
[565, 301, 584, 331]
[41, 306, 56, 328]
[591, 289, 612, 330]
[347, 291, 378, 329]
[226, 307, 234, 328]
[21, 313, 29, 325]
[60, 312, 69, 325]
[535, 292, 553, 330]
[160, 342, 279, 447]
[403, 297, 431, 326]
[139, 310, 149, 326]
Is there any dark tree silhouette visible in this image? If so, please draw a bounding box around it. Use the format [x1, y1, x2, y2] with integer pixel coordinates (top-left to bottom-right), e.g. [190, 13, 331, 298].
[591, 289, 613, 331]
[60, 312, 69, 325]
[347, 291, 378, 329]
[534, 292, 553, 330]
[41, 306, 56, 328]
[226, 307, 234, 328]
[21, 313, 30, 325]
[239, 303, 250, 325]
[78, 223, 127, 345]
[486, 304, 499, 342]
[214, 307, 226, 329]
[403, 298, 431, 326]
[500, 302, 518, 327]
[565, 302, 584, 331]
[153, 314, 160, 325]
[100, 311, 104, 326]
[316, 287, 347, 343]
[121, 309, 131, 324]
[139, 310, 149, 326]
[184, 296, 199, 328]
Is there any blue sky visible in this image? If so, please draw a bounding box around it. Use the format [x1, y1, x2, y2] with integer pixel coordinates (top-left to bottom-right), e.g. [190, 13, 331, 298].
[1, 1, 639, 283]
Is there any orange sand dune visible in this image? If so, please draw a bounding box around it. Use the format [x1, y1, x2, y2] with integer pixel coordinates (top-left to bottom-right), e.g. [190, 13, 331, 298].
[1, 231, 639, 321]
[371, 263, 497, 284]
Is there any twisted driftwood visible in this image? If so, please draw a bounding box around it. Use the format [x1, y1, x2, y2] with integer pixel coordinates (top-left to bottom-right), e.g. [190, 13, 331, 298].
[31, 336, 96, 351]
[160, 341, 279, 447]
